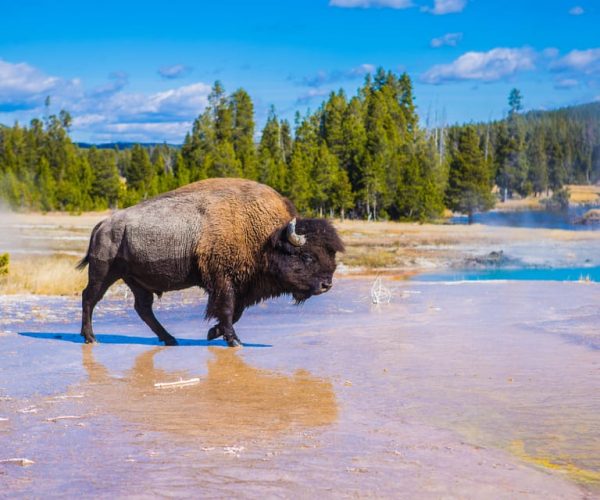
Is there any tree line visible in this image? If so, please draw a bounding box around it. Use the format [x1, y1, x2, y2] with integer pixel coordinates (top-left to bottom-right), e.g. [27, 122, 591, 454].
[1, 69, 599, 220]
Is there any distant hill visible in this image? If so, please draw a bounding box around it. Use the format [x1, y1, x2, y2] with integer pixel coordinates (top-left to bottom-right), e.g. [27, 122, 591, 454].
[465, 100, 600, 191]
[524, 101, 600, 122]
[76, 142, 181, 150]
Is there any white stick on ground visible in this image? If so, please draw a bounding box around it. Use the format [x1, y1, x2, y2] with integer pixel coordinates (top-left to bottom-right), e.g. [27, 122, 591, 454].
[46, 415, 87, 422]
[154, 378, 200, 389]
[0, 458, 35, 466]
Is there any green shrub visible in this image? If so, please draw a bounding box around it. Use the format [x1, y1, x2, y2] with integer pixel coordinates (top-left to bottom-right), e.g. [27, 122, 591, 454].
[542, 188, 571, 212]
[0, 253, 9, 276]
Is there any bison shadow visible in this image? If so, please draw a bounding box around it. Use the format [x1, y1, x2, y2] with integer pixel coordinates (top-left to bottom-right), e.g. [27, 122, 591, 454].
[18, 332, 272, 348]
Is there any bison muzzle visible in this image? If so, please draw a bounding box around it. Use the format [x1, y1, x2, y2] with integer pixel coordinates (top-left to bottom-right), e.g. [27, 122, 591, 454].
[78, 178, 344, 347]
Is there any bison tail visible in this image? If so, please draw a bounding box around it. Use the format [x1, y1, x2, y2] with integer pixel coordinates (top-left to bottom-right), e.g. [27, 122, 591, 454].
[76, 219, 104, 271]
[76, 255, 89, 271]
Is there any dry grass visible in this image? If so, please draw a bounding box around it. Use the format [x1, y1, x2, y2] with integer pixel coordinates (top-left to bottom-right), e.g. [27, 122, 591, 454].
[0, 255, 87, 295]
[342, 248, 399, 269]
[492, 185, 600, 211]
[494, 197, 543, 211]
[567, 184, 600, 204]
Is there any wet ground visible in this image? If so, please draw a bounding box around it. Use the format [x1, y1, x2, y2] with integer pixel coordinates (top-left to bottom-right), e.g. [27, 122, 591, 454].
[0, 279, 598, 498]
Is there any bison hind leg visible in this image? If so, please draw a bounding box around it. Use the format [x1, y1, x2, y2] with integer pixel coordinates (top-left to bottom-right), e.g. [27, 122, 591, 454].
[126, 280, 178, 346]
[81, 261, 119, 344]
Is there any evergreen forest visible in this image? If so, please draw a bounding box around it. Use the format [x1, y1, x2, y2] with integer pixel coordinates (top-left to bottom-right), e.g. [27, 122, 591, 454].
[1, 69, 599, 221]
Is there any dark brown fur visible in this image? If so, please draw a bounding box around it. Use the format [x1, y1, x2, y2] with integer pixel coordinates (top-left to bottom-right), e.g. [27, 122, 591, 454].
[79, 178, 344, 346]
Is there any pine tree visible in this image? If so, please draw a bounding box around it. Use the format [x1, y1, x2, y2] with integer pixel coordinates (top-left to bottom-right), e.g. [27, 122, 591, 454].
[362, 88, 391, 219]
[287, 113, 318, 213]
[126, 144, 154, 197]
[37, 157, 56, 211]
[231, 88, 258, 179]
[508, 88, 524, 116]
[258, 107, 286, 192]
[174, 152, 190, 186]
[446, 126, 495, 223]
[88, 147, 121, 208]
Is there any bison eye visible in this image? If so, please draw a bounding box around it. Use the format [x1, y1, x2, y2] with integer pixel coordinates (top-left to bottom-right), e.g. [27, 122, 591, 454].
[301, 254, 314, 264]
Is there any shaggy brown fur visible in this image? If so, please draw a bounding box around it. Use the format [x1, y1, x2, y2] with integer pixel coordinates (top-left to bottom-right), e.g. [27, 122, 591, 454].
[78, 178, 344, 347]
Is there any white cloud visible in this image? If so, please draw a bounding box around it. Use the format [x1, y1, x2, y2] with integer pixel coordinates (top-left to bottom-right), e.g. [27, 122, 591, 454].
[72, 114, 106, 127]
[158, 64, 192, 79]
[0, 59, 76, 111]
[0, 57, 214, 142]
[72, 82, 212, 141]
[296, 88, 329, 105]
[542, 47, 560, 59]
[95, 122, 193, 142]
[424, 0, 467, 15]
[349, 63, 376, 76]
[569, 6, 584, 15]
[329, 0, 412, 9]
[552, 48, 600, 74]
[421, 47, 536, 84]
[430, 32, 463, 48]
[554, 78, 579, 90]
[87, 72, 129, 98]
[302, 63, 376, 87]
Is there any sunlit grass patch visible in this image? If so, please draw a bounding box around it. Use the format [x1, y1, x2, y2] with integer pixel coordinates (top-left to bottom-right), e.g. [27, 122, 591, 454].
[0, 255, 87, 296]
[0, 253, 8, 275]
[567, 184, 600, 204]
[342, 248, 398, 269]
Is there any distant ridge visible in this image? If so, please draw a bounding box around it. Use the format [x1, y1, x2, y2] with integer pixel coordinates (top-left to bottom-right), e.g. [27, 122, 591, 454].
[76, 142, 181, 150]
[524, 101, 600, 121]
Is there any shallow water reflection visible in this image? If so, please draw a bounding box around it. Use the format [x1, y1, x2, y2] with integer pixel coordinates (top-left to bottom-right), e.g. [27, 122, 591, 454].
[82, 346, 338, 445]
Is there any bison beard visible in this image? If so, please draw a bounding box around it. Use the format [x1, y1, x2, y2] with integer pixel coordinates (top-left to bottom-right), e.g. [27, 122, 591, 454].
[78, 178, 344, 347]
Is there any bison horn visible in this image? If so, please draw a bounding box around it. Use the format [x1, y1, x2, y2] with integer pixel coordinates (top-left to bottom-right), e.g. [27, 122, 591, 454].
[287, 218, 306, 247]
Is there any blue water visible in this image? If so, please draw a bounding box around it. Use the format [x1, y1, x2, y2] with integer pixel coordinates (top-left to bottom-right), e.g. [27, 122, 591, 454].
[414, 265, 600, 282]
[451, 206, 600, 231]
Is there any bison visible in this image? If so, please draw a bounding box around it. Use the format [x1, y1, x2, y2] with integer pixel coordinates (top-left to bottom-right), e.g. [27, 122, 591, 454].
[78, 178, 344, 347]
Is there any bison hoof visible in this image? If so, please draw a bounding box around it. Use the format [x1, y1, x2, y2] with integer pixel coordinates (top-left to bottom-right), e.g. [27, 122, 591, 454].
[207, 326, 222, 341]
[82, 334, 97, 344]
[227, 338, 242, 348]
[163, 337, 178, 346]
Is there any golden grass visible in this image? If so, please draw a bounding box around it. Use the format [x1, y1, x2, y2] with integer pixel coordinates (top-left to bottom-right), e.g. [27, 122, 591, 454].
[0, 253, 8, 275]
[494, 197, 543, 211]
[567, 184, 600, 204]
[0, 255, 87, 295]
[342, 248, 398, 269]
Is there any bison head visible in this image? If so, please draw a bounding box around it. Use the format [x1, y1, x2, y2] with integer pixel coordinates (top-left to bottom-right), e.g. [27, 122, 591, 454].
[269, 218, 345, 302]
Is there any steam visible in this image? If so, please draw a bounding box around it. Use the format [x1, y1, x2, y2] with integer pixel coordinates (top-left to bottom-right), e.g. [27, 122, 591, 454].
[0, 204, 23, 257]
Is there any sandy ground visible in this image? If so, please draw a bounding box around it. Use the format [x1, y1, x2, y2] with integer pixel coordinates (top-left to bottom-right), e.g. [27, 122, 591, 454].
[0, 279, 599, 498]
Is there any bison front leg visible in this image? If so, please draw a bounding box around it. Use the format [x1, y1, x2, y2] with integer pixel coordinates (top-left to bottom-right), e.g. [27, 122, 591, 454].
[207, 302, 245, 343]
[206, 286, 242, 347]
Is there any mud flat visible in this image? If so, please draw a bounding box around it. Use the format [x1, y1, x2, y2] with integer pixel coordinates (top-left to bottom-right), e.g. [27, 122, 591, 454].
[0, 279, 598, 498]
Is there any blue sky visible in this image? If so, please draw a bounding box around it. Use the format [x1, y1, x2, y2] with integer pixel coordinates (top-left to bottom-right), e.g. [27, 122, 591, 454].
[0, 0, 598, 142]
